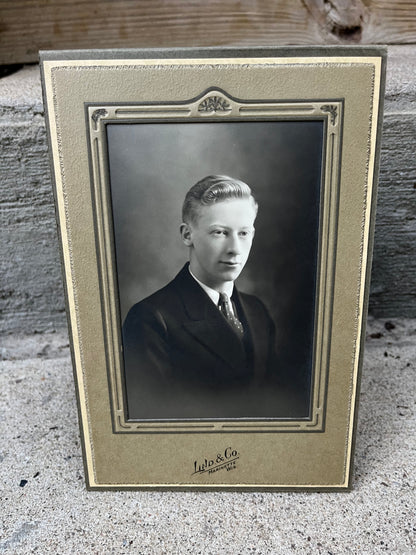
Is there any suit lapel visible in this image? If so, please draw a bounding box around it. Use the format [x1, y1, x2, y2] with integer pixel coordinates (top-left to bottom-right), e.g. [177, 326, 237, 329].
[235, 290, 269, 381]
[173, 265, 247, 374]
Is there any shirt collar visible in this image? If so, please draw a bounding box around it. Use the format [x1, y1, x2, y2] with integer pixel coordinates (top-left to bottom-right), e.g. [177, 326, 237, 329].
[188, 267, 234, 305]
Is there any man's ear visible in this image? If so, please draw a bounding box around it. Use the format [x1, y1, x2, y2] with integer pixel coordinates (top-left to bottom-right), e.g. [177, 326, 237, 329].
[180, 222, 193, 247]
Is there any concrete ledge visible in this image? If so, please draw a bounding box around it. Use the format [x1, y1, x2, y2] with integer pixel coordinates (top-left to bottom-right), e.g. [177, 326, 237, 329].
[1, 46, 415, 334]
[0, 318, 415, 552]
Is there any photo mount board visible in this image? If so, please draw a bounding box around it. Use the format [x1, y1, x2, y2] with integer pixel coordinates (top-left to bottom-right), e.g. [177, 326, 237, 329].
[40, 47, 386, 490]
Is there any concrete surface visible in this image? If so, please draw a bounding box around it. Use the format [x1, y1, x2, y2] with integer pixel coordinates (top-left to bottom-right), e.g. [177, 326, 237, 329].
[1, 318, 415, 554]
[1, 46, 416, 335]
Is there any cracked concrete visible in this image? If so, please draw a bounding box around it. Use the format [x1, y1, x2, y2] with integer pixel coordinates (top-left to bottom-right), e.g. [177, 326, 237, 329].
[0, 318, 415, 553]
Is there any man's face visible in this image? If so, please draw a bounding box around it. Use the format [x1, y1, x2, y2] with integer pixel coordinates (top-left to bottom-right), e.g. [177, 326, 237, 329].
[181, 198, 256, 291]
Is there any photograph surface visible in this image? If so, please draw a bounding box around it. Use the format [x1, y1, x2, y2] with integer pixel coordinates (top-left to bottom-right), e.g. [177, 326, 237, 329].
[107, 120, 323, 421]
[40, 48, 385, 488]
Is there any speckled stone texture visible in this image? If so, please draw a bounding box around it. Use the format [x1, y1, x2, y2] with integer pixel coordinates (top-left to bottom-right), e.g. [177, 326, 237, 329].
[0, 318, 415, 554]
[1, 46, 416, 335]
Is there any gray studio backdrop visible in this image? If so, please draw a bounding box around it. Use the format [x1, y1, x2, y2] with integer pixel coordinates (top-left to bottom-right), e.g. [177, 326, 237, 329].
[107, 121, 323, 389]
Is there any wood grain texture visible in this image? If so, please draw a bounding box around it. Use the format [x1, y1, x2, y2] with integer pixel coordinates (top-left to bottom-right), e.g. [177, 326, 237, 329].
[0, 46, 415, 333]
[369, 45, 416, 317]
[371, 116, 416, 317]
[1, 0, 416, 65]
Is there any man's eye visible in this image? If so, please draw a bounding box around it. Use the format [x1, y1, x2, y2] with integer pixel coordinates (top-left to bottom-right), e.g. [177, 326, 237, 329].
[213, 230, 226, 236]
[239, 231, 250, 237]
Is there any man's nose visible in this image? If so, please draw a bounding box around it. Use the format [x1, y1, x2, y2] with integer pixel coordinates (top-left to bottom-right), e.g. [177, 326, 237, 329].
[226, 233, 241, 254]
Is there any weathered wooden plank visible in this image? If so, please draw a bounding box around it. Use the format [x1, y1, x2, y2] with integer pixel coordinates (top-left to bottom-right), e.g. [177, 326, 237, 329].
[370, 116, 416, 317]
[0, 46, 415, 333]
[369, 45, 416, 317]
[0, 115, 66, 334]
[1, 0, 416, 65]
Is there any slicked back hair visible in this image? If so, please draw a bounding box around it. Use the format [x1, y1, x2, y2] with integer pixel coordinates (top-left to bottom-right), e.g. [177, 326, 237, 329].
[182, 175, 258, 225]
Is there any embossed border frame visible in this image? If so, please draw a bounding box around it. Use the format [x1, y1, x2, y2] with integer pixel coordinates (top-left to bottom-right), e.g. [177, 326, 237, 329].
[87, 90, 342, 434]
[40, 47, 386, 490]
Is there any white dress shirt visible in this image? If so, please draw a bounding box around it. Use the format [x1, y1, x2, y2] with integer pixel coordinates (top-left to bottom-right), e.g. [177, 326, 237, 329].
[188, 267, 236, 316]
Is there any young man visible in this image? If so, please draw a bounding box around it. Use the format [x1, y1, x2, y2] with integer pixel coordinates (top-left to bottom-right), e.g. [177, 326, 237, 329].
[122, 175, 277, 419]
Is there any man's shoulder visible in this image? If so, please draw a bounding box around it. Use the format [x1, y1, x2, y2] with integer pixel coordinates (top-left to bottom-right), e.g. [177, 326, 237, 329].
[128, 279, 176, 313]
[237, 289, 274, 324]
[238, 289, 267, 309]
[125, 265, 189, 319]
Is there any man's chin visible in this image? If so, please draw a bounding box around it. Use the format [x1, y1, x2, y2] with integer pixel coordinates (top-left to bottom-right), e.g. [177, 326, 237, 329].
[219, 267, 242, 282]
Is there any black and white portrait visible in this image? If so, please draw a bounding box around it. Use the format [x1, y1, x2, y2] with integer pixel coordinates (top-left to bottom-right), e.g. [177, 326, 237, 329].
[107, 120, 324, 420]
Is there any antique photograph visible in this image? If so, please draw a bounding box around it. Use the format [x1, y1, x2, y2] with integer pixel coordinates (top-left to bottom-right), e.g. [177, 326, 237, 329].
[40, 47, 385, 489]
[107, 120, 324, 421]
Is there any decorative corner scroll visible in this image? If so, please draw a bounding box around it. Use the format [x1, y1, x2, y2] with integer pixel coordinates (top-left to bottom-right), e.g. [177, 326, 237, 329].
[118, 415, 132, 429]
[87, 91, 342, 435]
[92, 108, 109, 130]
[320, 104, 337, 125]
[198, 95, 231, 114]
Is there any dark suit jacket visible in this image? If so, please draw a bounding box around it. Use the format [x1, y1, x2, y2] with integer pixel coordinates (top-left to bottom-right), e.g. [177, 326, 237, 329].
[122, 263, 278, 419]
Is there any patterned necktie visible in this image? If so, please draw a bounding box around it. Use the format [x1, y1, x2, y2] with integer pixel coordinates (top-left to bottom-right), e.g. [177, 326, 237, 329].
[218, 292, 244, 338]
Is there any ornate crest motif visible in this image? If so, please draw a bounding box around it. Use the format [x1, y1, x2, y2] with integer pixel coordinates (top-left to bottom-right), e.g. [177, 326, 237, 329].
[320, 105, 338, 125]
[198, 96, 231, 113]
[91, 108, 108, 129]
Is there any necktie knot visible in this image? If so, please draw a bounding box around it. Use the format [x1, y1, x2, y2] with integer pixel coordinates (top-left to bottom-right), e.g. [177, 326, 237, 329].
[218, 293, 244, 337]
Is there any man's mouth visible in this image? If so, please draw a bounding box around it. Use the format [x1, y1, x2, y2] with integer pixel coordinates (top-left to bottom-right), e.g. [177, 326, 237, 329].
[220, 261, 240, 267]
